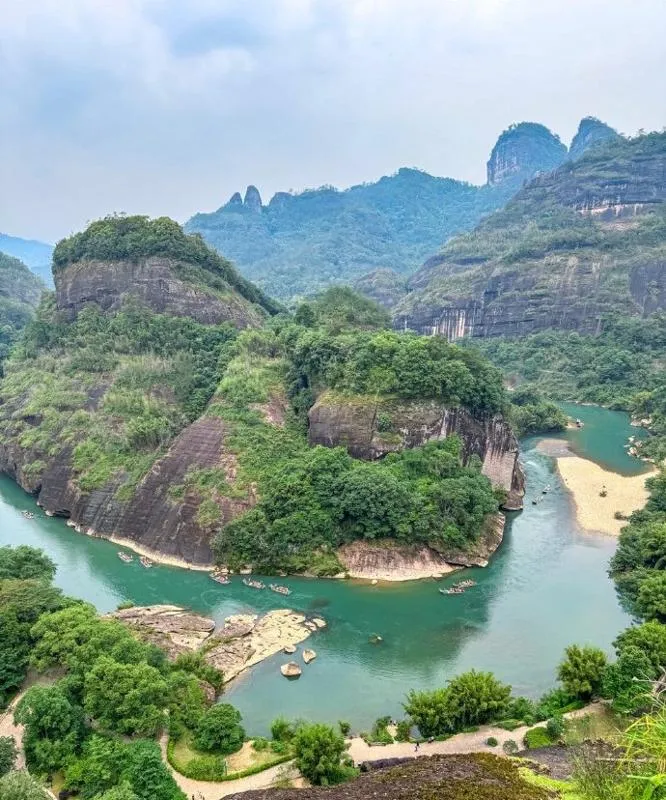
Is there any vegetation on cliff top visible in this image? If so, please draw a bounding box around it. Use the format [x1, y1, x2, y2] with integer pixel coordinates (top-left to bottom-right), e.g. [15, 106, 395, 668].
[52, 214, 280, 315]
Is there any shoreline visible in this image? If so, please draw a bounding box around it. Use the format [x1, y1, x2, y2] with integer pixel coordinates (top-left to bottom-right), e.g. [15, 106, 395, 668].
[553, 455, 655, 536]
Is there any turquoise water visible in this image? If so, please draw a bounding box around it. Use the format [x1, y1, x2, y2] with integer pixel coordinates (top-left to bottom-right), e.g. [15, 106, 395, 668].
[0, 406, 636, 733]
[558, 402, 650, 476]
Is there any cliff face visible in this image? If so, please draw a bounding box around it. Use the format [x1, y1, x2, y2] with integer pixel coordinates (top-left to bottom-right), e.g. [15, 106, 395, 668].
[0, 415, 251, 565]
[395, 132, 666, 339]
[486, 122, 567, 185]
[54, 257, 264, 328]
[568, 116, 621, 161]
[308, 394, 524, 510]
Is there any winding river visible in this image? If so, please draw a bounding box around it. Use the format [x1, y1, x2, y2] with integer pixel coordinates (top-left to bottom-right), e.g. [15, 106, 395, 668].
[0, 406, 648, 734]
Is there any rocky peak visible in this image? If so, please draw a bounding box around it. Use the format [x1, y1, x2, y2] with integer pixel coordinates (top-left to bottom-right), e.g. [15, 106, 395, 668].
[269, 191, 292, 209]
[225, 191, 243, 208]
[243, 185, 263, 212]
[569, 116, 621, 161]
[486, 122, 567, 186]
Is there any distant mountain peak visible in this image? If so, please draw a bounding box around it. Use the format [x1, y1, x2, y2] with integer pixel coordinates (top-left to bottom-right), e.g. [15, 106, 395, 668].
[486, 122, 567, 186]
[243, 185, 262, 212]
[569, 117, 621, 161]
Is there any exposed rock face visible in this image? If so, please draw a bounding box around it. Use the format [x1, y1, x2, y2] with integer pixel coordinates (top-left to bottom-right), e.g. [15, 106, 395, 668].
[486, 122, 567, 185]
[54, 257, 264, 328]
[569, 117, 621, 161]
[111, 605, 319, 683]
[353, 268, 408, 310]
[225, 752, 547, 799]
[243, 185, 263, 212]
[111, 605, 215, 657]
[395, 133, 666, 339]
[1, 415, 252, 566]
[308, 394, 524, 509]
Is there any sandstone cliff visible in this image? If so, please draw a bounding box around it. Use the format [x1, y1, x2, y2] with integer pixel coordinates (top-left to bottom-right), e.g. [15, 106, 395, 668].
[55, 257, 265, 328]
[394, 132, 666, 339]
[308, 394, 524, 510]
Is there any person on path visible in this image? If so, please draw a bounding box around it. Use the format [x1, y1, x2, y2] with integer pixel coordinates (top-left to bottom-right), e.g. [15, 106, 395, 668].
[414, 742, 419, 752]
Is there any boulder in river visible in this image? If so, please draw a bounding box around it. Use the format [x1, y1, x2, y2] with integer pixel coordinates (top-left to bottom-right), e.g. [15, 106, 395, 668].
[281, 661, 302, 678]
[284, 644, 297, 654]
[302, 649, 317, 664]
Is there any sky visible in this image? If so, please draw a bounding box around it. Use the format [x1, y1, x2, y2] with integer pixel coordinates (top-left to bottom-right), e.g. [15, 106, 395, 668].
[2, 0, 665, 243]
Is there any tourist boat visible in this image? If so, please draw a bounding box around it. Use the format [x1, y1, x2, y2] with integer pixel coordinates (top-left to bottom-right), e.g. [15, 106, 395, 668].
[211, 574, 230, 585]
[531, 498, 539, 505]
[575, 418, 584, 428]
[453, 579, 476, 590]
[439, 587, 465, 595]
[117, 552, 133, 563]
[542, 484, 551, 494]
[269, 584, 292, 596]
[242, 578, 265, 590]
[139, 556, 153, 568]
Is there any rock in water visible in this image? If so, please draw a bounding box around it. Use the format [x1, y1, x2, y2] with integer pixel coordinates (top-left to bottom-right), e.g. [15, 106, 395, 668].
[283, 644, 297, 654]
[311, 617, 327, 629]
[302, 649, 317, 664]
[281, 661, 302, 678]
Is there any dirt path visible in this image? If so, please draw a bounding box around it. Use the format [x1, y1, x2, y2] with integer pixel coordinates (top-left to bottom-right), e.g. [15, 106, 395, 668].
[348, 702, 605, 765]
[0, 694, 27, 770]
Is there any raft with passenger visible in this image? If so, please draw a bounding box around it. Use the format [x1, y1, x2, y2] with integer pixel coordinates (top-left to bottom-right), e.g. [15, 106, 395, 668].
[242, 578, 265, 590]
[117, 552, 133, 563]
[269, 584, 292, 596]
[139, 556, 154, 568]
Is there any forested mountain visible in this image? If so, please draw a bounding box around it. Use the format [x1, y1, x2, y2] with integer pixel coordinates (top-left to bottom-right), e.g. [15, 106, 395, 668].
[392, 131, 666, 338]
[0, 218, 520, 574]
[0, 232, 54, 286]
[187, 118, 617, 300]
[0, 251, 44, 366]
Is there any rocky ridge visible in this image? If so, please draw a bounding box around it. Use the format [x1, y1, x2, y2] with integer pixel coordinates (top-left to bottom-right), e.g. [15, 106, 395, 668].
[393, 132, 666, 339]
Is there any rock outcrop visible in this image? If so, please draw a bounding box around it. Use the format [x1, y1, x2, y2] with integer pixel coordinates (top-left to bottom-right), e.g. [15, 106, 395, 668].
[224, 752, 547, 799]
[308, 394, 524, 509]
[568, 117, 621, 161]
[486, 122, 567, 185]
[0, 415, 252, 565]
[395, 132, 666, 339]
[54, 257, 264, 328]
[110, 605, 320, 683]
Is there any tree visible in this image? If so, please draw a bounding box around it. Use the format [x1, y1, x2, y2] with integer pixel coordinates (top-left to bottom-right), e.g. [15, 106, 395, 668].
[65, 734, 128, 800]
[602, 646, 655, 713]
[123, 739, 185, 800]
[636, 573, 666, 622]
[0, 771, 48, 800]
[0, 737, 16, 777]
[95, 784, 138, 800]
[614, 621, 666, 673]
[292, 723, 350, 786]
[0, 546, 55, 582]
[443, 670, 512, 729]
[403, 688, 451, 737]
[557, 645, 608, 700]
[84, 656, 168, 737]
[15, 684, 85, 775]
[194, 704, 245, 755]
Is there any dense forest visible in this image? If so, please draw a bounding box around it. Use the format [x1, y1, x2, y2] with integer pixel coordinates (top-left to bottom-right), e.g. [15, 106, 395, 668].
[0, 252, 44, 370]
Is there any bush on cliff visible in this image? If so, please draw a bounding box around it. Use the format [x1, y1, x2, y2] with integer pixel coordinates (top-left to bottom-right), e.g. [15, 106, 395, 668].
[292, 722, 355, 786]
[557, 645, 608, 701]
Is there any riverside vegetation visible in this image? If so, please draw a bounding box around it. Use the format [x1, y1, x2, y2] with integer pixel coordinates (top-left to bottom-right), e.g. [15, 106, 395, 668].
[0, 215, 516, 575]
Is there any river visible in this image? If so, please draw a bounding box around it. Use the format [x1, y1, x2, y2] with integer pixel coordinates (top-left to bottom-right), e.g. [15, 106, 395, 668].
[0, 405, 642, 734]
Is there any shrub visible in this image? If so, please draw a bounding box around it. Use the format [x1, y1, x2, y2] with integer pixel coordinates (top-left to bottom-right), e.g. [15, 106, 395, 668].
[557, 644, 608, 701]
[253, 737, 269, 752]
[0, 737, 16, 777]
[546, 716, 565, 741]
[337, 721, 351, 737]
[194, 704, 245, 755]
[271, 717, 296, 743]
[486, 737, 498, 747]
[395, 719, 412, 742]
[502, 739, 518, 755]
[523, 726, 553, 749]
[292, 723, 354, 786]
[443, 670, 512, 730]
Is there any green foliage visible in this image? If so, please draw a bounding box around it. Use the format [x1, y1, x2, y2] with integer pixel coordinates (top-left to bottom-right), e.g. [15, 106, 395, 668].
[614, 621, 666, 673]
[292, 722, 353, 787]
[602, 646, 655, 714]
[193, 703, 245, 755]
[523, 726, 554, 749]
[15, 683, 86, 774]
[534, 688, 583, 721]
[298, 287, 391, 332]
[0, 252, 43, 370]
[337, 721, 351, 737]
[394, 719, 412, 742]
[486, 736, 498, 747]
[52, 214, 278, 314]
[509, 397, 568, 437]
[545, 715, 565, 740]
[83, 656, 168, 737]
[0, 737, 16, 777]
[172, 651, 223, 692]
[0, 770, 49, 800]
[270, 717, 296, 743]
[0, 546, 55, 582]
[557, 645, 608, 701]
[404, 671, 511, 737]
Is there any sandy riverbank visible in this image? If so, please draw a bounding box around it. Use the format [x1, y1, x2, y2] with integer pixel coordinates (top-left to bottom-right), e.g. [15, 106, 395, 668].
[555, 456, 655, 536]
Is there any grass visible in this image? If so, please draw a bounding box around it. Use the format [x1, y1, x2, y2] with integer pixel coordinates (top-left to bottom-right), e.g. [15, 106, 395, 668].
[518, 768, 583, 799]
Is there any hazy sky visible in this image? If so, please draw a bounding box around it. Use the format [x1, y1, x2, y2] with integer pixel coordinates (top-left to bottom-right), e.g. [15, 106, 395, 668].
[2, 0, 665, 242]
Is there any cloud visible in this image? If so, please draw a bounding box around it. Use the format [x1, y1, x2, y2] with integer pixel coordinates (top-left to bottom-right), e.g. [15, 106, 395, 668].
[1, 0, 664, 241]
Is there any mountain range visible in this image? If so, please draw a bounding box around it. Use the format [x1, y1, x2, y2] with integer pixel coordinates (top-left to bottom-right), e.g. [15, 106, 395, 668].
[186, 117, 619, 299]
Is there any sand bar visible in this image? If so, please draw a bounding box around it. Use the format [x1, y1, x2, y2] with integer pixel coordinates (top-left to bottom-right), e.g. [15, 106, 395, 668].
[556, 455, 655, 535]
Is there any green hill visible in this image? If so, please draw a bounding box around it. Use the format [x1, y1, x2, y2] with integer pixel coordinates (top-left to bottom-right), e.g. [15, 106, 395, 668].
[393, 131, 666, 338]
[0, 232, 54, 286]
[0, 251, 44, 366]
[187, 120, 608, 300]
